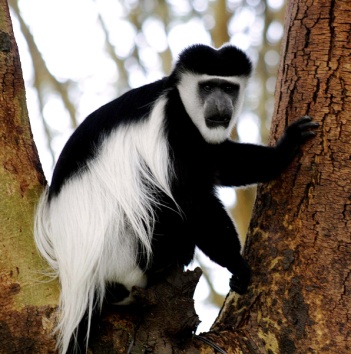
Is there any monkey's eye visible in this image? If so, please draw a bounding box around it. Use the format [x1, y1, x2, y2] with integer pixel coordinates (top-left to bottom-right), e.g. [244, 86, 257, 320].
[223, 84, 238, 93]
[203, 84, 214, 92]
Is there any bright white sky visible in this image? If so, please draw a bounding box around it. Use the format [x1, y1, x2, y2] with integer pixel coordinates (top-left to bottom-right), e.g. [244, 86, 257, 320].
[11, 0, 284, 333]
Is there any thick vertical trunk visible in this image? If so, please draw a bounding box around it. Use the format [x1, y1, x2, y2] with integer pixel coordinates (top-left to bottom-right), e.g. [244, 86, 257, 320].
[0, 0, 58, 352]
[214, 1, 351, 352]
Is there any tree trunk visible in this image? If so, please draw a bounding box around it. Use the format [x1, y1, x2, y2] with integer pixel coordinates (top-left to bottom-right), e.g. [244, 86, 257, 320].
[0, 0, 58, 352]
[1, 0, 351, 353]
[214, 0, 351, 353]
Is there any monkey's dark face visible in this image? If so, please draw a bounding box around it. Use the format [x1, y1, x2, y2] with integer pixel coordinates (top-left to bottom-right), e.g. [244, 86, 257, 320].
[198, 79, 239, 129]
[178, 73, 248, 144]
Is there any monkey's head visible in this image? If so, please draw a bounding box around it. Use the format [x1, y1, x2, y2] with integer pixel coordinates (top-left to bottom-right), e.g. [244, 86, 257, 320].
[173, 44, 252, 144]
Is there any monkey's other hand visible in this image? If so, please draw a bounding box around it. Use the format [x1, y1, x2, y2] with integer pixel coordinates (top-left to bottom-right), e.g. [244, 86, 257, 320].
[277, 116, 319, 159]
[229, 260, 251, 295]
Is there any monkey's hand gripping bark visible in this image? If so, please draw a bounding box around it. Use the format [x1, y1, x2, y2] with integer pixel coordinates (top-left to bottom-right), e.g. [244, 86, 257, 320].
[229, 116, 318, 295]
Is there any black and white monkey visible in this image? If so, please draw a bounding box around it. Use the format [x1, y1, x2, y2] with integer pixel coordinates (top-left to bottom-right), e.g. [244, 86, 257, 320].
[34, 44, 318, 353]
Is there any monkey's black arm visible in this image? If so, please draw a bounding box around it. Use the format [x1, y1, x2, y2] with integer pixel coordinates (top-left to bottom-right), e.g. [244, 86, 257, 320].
[214, 116, 318, 187]
[189, 194, 251, 294]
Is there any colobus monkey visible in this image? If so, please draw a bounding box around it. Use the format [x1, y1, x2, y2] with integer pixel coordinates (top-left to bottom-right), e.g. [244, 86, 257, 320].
[34, 44, 318, 353]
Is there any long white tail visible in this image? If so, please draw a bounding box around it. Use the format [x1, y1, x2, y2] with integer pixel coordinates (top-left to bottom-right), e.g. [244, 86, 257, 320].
[33, 98, 175, 353]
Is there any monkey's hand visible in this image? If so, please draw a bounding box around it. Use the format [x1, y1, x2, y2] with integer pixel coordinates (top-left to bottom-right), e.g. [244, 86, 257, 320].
[229, 258, 251, 295]
[276, 116, 319, 161]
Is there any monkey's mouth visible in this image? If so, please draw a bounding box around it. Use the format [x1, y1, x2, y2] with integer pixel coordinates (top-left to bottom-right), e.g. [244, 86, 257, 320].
[205, 115, 231, 128]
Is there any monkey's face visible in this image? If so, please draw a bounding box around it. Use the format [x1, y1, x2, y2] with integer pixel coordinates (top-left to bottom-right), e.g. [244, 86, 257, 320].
[199, 78, 239, 129]
[177, 73, 248, 144]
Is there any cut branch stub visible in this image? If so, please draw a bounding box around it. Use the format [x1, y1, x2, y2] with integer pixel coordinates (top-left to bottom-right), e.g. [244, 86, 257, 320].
[89, 267, 202, 353]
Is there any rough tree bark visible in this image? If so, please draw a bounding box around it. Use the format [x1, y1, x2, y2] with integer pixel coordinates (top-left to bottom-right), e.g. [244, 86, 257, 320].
[0, 0, 58, 352]
[213, 1, 351, 353]
[1, 0, 351, 353]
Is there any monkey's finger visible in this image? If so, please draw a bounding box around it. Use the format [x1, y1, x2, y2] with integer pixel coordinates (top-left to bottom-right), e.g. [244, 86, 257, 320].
[288, 115, 313, 128]
[300, 131, 317, 139]
[298, 121, 319, 129]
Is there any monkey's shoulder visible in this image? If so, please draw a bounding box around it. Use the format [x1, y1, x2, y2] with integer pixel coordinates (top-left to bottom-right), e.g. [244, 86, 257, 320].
[50, 78, 168, 198]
